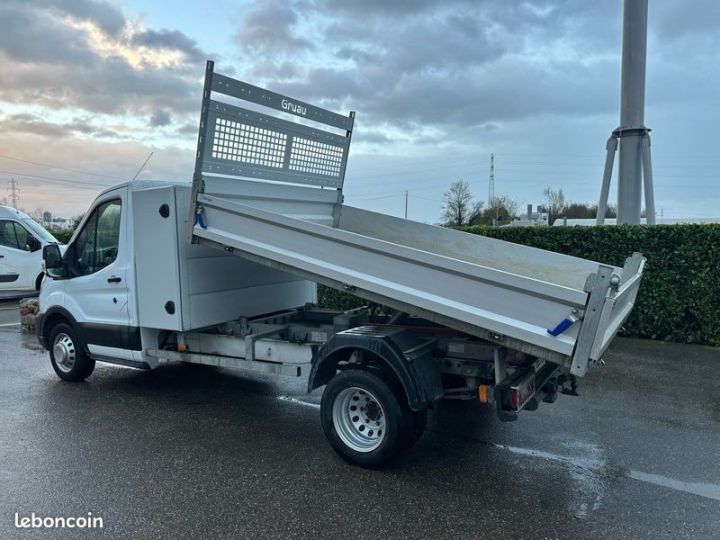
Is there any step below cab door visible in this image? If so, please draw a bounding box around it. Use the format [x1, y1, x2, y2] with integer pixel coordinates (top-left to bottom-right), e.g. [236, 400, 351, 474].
[62, 187, 138, 358]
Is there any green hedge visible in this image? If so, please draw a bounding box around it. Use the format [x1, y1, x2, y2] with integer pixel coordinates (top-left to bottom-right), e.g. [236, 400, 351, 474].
[319, 224, 720, 346]
[52, 229, 75, 244]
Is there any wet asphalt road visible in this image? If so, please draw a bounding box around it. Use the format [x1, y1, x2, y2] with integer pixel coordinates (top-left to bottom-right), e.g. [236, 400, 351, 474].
[0, 300, 719, 539]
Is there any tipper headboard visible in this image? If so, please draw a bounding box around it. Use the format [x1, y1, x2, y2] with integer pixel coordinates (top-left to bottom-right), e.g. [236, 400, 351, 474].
[190, 60, 355, 232]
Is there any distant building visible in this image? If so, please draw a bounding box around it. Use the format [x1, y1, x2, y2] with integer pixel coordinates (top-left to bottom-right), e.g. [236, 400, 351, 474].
[503, 204, 548, 227]
[552, 217, 720, 226]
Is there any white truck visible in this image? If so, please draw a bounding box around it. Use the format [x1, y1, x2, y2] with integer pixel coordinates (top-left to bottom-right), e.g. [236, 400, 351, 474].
[0, 205, 61, 291]
[37, 61, 646, 467]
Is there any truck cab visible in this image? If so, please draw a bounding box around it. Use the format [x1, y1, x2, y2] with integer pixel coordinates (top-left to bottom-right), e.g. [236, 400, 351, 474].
[0, 206, 61, 291]
[37, 180, 316, 373]
[36, 183, 140, 366]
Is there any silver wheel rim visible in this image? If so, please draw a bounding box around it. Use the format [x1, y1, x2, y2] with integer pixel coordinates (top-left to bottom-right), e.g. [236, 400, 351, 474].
[332, 386, 386, 453]
[52, 333, 76, 373]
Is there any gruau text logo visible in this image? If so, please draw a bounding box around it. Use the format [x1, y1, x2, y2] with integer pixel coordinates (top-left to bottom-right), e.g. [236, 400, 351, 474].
[281, 98, 307, 116]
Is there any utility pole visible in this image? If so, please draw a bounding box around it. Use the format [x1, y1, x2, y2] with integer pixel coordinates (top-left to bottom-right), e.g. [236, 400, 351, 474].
[488, 153, 496, 226]
[8, 177, 18, 208]
[597, 0, 655, 225]
[404, 190, 408, 219]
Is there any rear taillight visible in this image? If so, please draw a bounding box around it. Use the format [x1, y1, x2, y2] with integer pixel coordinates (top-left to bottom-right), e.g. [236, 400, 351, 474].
[509, 375, 535, 411]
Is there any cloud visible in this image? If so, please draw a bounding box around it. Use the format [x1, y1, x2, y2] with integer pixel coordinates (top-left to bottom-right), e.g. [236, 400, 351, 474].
[32, 0, 126, 36]
[149, 109, 173, 127]
[0, 114, 72, 138]
[239, 0, 621, 131]
[0, 54, 199, 117]
[235, 1, 313, 54]
[0, 2, 208, 118]
[176, 122, 199, 135]
[0, 3, 96, 64]
[234, 0, 718, 135]
[0, 113, 123, 139]
[0, 129, 194, 215]
[131, 29, 206, 62]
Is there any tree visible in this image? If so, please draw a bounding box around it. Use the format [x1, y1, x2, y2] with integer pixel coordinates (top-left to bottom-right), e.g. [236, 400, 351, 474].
[29, 207, 48, 224]
[442, 179, 474, 226]
[493, 195, 519, 221]
[70, 213, 85, 229]
[564, 202, 595, 219]
[543, 187, 566, 225]
[472, 195, 519, 225]
[468, 200, 485, 225]
[562, 202, 618, 221]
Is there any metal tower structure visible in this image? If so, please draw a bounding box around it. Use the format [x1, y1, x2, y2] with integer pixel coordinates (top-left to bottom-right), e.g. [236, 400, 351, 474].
[597, 0, 655, 225]
[8, 177, 18, 208]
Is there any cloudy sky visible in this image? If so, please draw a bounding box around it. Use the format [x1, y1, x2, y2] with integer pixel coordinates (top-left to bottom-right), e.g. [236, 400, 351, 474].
[0, 0, 718, 221]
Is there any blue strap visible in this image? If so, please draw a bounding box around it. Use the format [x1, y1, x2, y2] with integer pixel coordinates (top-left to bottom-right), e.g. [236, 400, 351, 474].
[195, 208, 207, 229]
[547, 314, 578, 336]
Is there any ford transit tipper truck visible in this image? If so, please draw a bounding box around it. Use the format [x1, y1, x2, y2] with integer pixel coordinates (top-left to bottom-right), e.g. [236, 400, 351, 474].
[36, 62, 646, 466]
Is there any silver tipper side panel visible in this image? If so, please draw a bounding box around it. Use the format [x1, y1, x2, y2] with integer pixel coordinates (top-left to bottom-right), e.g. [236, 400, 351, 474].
[192, 194, 647, 367]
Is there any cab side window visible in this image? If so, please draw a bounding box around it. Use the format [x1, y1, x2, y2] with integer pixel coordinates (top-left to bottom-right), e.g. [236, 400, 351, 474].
[68, 200, 122, 277]
[12, 223, 29, 250]
[0, 221, 35, 251]
[0, 221, 17, 249]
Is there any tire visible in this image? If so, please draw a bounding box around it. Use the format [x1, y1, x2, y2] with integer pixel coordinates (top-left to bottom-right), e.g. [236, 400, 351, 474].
[35, 272, 44, 291]
[48, 323, 95, 382]
[321, 369, 412, 468]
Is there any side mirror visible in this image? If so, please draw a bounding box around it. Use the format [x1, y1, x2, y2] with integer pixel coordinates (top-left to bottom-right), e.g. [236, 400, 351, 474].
[43, 244, 64, 279]
[27, 236, 41, 252]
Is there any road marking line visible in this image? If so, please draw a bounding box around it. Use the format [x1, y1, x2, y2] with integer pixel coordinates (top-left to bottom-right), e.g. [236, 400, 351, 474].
[277, 395, 321, 409]
[0, 322, 20, 327]
[496, 443, 606, 471]
[627, 470, 720, 501]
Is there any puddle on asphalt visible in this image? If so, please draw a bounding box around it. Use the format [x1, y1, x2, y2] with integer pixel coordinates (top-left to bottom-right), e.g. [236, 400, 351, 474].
[275, 396, 720, 512]
[277, 395, 321, 409]
[497, 441, 607, 519]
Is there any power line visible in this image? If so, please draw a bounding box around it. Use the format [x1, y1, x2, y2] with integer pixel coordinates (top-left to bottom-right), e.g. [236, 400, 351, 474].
[0, 169, 110, 189]
[407, 194, 439, 203]
[0, 153, 127, 180]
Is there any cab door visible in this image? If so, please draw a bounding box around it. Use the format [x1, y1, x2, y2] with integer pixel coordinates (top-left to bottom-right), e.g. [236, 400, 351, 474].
[62, 188, 137, 354]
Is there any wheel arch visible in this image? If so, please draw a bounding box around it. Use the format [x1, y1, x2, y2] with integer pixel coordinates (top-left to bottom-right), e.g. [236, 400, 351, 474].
[308, 331, 443, 411]
[40, 307, 85, 352]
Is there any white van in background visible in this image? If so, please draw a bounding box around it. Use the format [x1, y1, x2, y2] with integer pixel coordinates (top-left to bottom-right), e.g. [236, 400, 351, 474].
[0, 206, 61, 291]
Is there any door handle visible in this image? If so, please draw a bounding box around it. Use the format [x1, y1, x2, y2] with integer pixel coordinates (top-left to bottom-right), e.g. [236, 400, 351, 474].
[107, 276, 122, 283]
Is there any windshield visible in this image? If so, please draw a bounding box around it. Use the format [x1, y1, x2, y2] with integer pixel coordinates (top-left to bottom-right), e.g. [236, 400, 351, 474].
[22, 218, 59, 244]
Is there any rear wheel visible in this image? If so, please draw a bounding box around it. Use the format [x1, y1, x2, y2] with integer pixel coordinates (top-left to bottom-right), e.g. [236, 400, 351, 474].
[48, 323, 95, 382]
[321, 369, 413, 467]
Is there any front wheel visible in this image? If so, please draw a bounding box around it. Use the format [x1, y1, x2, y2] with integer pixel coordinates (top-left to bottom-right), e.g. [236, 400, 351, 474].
[321, 369, 413, 467]
[48, 323, 95, 382]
